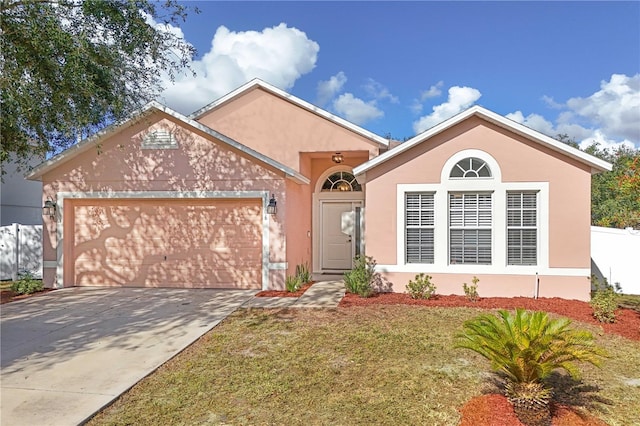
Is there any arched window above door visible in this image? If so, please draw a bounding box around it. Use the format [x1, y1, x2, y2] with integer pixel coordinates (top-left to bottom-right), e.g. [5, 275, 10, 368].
[321, 171, 362, 192]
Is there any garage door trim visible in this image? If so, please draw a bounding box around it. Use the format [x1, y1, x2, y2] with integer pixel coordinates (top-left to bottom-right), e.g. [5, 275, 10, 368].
[54, 191, 274, 290]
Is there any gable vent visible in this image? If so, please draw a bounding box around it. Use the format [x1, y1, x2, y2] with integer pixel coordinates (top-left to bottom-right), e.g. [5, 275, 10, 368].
[141, 130, 178, 149]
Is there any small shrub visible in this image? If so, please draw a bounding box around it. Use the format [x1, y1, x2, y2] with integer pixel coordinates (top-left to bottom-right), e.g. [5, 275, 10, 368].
[10, 271, 44, 295]
[406, 273, 436, 299]
[285, 275, 302, 293]
[463, 276, 480, 302]
[295, 262, 311, 284]
[456, 309, 607, 426]
[344, 255, 376, 298]
[590, 276, 618, 323]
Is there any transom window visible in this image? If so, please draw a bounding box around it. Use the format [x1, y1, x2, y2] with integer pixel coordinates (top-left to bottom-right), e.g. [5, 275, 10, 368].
[321, 171, 362, 192]
[507, 192, 538, 265]
[449, 193, 492, 264]
[450, 157, 492, 178]
[405, 193, 434, 263]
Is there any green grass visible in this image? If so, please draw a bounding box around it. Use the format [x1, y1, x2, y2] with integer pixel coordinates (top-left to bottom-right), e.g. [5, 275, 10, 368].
[88, 306, 640, 426]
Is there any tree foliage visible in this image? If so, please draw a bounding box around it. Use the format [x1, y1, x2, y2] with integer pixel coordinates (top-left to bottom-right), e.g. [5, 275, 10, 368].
[557, 134, 640, 229]
[0, 0, 197, 168]
[584, 143, 640, 229]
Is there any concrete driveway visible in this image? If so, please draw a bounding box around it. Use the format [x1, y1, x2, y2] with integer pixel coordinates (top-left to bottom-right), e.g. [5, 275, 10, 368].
[1, 287, 256, 426]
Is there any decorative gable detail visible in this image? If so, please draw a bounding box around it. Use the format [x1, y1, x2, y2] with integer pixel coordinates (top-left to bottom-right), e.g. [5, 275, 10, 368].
[141, 129, 178, 149]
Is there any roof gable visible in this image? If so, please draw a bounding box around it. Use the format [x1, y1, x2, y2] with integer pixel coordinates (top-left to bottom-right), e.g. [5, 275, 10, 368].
[190, 78, 389, 148]
[354, 105, 611, 177]
[26, 102, 309, 184]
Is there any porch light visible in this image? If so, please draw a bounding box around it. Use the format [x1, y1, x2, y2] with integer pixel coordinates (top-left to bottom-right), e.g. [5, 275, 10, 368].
[267, 194, 277, 215]
[42, 199, 57, 219]
[331, 152, 344, 164]
[336, 181, 351, 191]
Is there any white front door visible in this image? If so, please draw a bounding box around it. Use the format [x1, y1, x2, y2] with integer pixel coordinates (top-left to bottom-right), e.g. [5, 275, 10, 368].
[321, 202, 359, 270]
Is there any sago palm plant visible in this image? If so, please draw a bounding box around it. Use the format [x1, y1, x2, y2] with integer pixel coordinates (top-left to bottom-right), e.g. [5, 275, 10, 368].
[456, 308, 607, 426]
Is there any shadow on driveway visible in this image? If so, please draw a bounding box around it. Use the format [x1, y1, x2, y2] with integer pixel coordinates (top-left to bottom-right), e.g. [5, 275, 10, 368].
[1, 287, 256, 426]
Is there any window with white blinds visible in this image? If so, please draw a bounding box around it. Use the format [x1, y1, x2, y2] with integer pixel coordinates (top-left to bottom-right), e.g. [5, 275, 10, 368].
[405, 192, 434, 263]
[449, 193, 492, 264]
[507, 192, 538, 265]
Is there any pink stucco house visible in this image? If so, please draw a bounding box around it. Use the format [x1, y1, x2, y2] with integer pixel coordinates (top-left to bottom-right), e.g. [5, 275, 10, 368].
[27, 79, 611, 301]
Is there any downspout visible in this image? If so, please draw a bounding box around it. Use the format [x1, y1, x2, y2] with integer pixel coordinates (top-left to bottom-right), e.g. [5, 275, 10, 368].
[534, 272, 539, 299]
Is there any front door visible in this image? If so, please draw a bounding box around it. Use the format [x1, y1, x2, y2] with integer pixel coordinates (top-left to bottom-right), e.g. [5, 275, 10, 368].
[321, 201, 360, 270]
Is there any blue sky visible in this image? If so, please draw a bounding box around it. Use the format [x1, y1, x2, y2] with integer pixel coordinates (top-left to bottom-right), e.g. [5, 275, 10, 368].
[154, 1, 640, 149]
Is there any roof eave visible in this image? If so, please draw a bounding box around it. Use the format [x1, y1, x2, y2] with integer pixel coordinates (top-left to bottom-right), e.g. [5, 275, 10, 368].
[27, 101, 311, 185]
[354, 105, 612, 176]
[26, 102, 160, 181]
[189, 78, 389, 148]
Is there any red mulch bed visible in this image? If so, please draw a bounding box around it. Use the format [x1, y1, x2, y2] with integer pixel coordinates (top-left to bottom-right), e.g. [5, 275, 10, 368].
[459, 394, 607, 426]
[254, 281, 314, 298]
[1, 288, 55, 304]
[340, 292, 640, 341]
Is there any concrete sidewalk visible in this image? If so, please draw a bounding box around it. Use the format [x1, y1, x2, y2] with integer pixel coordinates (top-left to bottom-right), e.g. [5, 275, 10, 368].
[1, 287, 256, 426]
[244, 280, 345, 308]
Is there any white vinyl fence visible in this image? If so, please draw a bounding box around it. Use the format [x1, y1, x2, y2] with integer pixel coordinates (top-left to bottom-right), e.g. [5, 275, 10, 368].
[591, 226, 640, 295]
[0, 223, 43, 281]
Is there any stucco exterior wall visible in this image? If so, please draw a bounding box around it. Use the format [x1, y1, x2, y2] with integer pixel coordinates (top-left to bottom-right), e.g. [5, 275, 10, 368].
[381, 272, 590, 300]
[364, 117, 593, 301]
[40, 113, 288, 289]
[196, 88, 380, 172]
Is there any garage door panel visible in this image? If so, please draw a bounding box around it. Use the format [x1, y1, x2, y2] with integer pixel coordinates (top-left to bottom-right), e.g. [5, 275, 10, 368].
[71, 199, 262, 289]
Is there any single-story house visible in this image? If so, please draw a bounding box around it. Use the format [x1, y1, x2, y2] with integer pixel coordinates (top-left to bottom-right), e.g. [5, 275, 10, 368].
[26, 79, 611, 301]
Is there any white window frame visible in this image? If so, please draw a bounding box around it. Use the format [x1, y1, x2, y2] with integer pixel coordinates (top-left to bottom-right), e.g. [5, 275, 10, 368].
[405, 192, 435, 264]
[388, 149, 554, 275]
[507, 191, 538, 266]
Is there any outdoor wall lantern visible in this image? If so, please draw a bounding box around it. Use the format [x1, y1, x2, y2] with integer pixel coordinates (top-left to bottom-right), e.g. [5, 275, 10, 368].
[331, 152, 344, 164]
[267, 194, 277, 215]
[42, 199, 57, 219]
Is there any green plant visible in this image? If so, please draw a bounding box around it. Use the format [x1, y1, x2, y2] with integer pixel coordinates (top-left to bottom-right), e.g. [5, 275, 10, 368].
[343, 255, 376, 298]
[456, 309, 606, 426]
[462, 276, 480, 302]
[295, 262, 311, 284]
[590, 275, 618, 323]
[405, 273, 436, 299]
[10, 271, 44, 295]
[285, 275, 302, 293]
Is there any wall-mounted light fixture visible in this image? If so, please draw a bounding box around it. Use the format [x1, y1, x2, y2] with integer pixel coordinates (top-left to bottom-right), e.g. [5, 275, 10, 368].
[331, 152, 344, 164]
[267, 194, 277, 215]
[42, 199, 57, 219]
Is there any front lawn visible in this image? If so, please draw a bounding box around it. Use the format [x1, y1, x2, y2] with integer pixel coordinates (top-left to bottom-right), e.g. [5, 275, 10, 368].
[88, 306, 640, 426]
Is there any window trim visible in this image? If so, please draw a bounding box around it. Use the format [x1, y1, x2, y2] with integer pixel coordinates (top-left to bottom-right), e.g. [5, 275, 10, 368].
[392, 149, 549, 274]
[405, 192, 435, 264]
[506, 191, 539, 266]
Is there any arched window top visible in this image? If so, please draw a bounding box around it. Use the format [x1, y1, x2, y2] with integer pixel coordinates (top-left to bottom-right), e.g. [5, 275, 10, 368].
[449, 157, 492, 179]
[321, 171, 362, 192]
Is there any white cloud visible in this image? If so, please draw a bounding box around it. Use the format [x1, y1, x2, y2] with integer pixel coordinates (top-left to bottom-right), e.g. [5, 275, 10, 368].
[511, 74, 640, 149]
[332, 93, 384, 125]
[411, 81, 444, 115]
[506, 111, 556, 137]
[316, 72, 347, 106]
[158, 23, 320, 114]
[363, 79, 399, 103]
[421, 81, 444, 101]
[565, 73, 640, 143]
[412, 86, 482, 134]
[578, 131, 636, 152]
